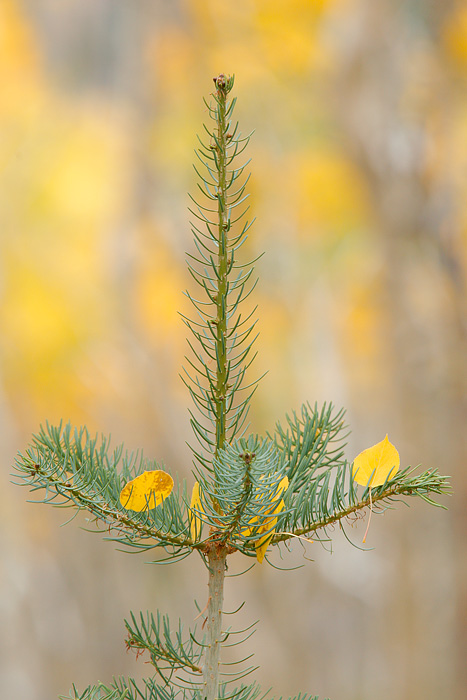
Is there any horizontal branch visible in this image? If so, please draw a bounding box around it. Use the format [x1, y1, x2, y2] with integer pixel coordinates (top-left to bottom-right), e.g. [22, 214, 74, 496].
[273, 467, 450, 545]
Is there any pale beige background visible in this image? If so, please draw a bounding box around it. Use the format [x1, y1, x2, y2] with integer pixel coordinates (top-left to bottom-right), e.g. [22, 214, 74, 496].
[1, 1, 466, 699]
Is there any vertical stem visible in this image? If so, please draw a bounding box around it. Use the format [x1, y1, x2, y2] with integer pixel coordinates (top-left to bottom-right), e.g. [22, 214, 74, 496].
[203, 74, 232, 700]
[214, 74, 230, 456]
[203, 546, 227, 700]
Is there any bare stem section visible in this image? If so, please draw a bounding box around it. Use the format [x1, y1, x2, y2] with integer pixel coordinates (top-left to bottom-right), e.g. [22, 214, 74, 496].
[203, 546, 227, 700]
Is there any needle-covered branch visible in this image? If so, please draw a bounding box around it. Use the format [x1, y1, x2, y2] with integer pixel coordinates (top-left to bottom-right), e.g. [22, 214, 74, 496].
[124, 611, 204, 685]
[60, 678, 184, 700]
[13, 422, 199, 557]
[273, 463, 450, 546]
[268, 402, 450, 549]
[190, 416, 448, 559]
[182, 74, 259, 471]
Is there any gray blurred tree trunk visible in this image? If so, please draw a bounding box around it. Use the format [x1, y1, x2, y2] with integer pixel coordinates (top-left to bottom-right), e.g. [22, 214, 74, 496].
[333, 1, 466, 698]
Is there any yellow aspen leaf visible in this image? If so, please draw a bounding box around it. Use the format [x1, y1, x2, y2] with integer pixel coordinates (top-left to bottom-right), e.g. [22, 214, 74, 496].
[255, 513, 281, 563]
[253, 475, 289, 563]
[255, 529, 274, 563]
[119, 470, 173, 512]
[352, 435, 400, 488]
[189, 481, 204, 540]
[242, 475, 288, 537]
[276, 475, 289, 495]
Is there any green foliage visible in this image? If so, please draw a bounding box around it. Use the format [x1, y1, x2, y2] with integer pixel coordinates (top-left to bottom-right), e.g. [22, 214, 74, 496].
[124, 611, 203, 685]
[181, 73, 260, 469]
[13, 74, 449, 700]
[60, 678, 183, 700]
[13, 421, 195, 560]
[193, 435, 287, 555]
[270, 403, 449, 546]
[13, 409, 448, 561]
[59, 681, 325, 700]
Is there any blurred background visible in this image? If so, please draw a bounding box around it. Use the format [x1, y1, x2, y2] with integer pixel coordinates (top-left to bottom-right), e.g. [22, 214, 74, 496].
[1, 1, 466, 699]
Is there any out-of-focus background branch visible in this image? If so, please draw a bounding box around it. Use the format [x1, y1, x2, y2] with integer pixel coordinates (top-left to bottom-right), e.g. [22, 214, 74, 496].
[1, 1, 465, 699]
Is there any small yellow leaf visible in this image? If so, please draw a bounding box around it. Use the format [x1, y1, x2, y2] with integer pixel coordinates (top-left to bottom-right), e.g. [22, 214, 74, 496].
[255, 515, 279, 563]
[254, 475, 289, 563]
[352, 435, 400, 488]
[189, 481, 204, 540]
[255, 532, 272, 563]
[120, 470, 174, 511]
[276, 476, 289, 496]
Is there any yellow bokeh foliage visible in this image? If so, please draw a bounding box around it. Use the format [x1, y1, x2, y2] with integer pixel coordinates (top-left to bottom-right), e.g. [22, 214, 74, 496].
[443, 5, 467, 69]
[296, 151, 369, 237]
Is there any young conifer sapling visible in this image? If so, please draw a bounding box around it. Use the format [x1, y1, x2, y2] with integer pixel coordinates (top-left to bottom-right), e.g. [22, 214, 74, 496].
[14, 74, 450, 700]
